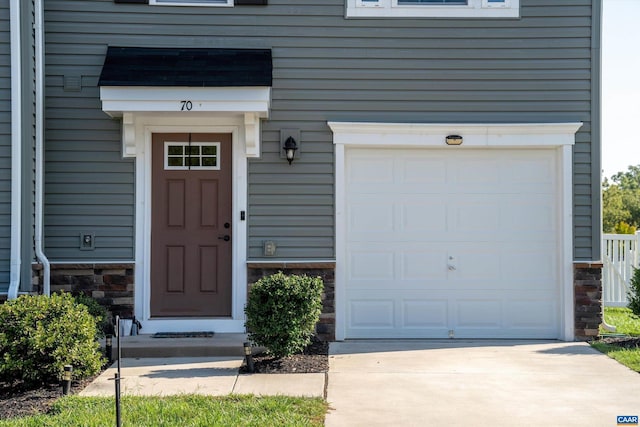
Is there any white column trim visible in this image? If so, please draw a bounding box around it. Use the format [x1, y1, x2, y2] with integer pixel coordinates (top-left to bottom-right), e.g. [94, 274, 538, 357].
[334, 142, 347, 341]
[560, 144, 575, 341]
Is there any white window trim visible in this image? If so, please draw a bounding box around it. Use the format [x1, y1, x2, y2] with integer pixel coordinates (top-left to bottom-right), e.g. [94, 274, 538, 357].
[150, 0, 233, 7]
[329, 121, 581, 342]
[347, 0, 519, 18]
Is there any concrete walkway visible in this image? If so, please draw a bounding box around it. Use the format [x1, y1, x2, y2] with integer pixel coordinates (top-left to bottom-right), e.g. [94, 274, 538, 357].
[81, 340, 640, 427]
[80, 357, 325, 398]
[325, 340, 640, 427]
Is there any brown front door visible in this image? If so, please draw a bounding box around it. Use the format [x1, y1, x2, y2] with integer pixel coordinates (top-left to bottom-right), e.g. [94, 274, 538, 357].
[151, 133, 232, 317]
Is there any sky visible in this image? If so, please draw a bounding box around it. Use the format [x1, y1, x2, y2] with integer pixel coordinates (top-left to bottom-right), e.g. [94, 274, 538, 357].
[601, 0, 640, 180]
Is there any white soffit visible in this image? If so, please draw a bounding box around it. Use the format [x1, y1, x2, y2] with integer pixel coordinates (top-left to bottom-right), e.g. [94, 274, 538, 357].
[100, 86, 271, 158]
[328, 122, 583, 147]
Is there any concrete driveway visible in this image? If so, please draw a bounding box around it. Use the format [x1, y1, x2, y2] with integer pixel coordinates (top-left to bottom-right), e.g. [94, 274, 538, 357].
[326, 340, 640, 427]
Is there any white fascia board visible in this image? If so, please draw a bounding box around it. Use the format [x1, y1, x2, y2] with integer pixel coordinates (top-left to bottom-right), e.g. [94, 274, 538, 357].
[100, 86, 271, 118]
[328, 122, 582, 148]
[101, 86, 270, 158]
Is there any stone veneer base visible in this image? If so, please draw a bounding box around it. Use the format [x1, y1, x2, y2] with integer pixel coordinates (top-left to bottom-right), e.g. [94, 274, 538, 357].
[574, 262, 603, 340]
[32, 263, 135, 321]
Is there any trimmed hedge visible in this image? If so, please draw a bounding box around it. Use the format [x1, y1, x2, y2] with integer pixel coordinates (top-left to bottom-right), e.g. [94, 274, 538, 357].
[0, 293, 104, 386]
[629, 267, 640, 316]
[245, 272, 323, 357]
[72, 293, 110, 338]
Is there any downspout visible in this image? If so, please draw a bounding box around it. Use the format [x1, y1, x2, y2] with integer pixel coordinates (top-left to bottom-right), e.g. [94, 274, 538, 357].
[7, 0, 22, 299]
[34, 0, 50, 296]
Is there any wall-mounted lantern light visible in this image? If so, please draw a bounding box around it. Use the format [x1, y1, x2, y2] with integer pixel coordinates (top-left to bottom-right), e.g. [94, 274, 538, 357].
[446, 135, 463, 146]
[282, 136, 298, 164]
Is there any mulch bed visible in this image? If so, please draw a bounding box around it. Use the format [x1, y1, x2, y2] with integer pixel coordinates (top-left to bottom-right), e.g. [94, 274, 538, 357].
[596, 336, 640, 349]
[0, 376, 98, 420]
[240, 338, 329, 374]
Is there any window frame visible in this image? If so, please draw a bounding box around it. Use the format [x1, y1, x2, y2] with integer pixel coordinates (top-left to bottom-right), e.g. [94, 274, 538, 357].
[347, 0, 519, 18]
[150, 0, 233, 7]
[164, 141, 222, 171]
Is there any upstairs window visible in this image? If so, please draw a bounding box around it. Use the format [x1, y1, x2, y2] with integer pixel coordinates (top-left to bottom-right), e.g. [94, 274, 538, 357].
[347, 0, 519, 18]
[150, 0, 233, 6]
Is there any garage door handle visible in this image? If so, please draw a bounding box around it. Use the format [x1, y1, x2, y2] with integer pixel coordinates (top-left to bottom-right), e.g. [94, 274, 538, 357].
[218, 235, 230, 242]
[448, 265, 456, 271]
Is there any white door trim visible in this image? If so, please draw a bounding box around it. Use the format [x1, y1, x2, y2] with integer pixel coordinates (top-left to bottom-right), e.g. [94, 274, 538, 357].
[131, 113, 249, 333]
[329, 121, 582, 341]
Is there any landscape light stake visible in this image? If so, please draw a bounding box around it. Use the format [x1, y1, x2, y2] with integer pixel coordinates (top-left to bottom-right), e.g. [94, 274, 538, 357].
[243, 342, 254, 373]
[114, 316, 122, 427]
[62, 365, 72, 395]
[106, 334, 113, 364]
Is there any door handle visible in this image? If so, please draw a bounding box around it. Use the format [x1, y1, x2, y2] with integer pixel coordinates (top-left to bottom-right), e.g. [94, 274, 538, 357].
[218, 235, 230, 242]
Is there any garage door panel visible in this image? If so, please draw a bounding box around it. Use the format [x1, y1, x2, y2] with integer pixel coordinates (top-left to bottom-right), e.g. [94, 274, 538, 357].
[402, 299, 449, 329]
[453, 158, 502, 186]
[449, 249, 501, 282]
[349, 201, 394, 233]
[500, 193, 556, 229]
[345, 148, 561, 339]
[349, 156, 394, 185]
[349, 250, 395, 280]
[349, 299, 395, 329]
[401, 250, 448, 280]
[505, 155, 556, 190]
[450, 199, 501, 233]
[455, 299, 502, 328]
[502, 249, 557, 287]
[401, 201, 447, 233]
[506, 299, 558, 329]
[401, 157, 448, 185]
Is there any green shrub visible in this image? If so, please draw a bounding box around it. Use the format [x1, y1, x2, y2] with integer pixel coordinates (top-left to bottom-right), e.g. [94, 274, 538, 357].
[629, 267, 640, 316]
[245, 272, 323, 358]
[72, 293, 110, 338]
[0, 292, 105, 386]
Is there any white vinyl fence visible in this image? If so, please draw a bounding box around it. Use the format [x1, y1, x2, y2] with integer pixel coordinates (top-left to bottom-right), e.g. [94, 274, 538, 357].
[602, 232, 640, 307]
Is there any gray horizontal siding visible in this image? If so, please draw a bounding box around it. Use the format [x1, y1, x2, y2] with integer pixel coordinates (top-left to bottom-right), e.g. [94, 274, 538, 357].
[44, 0, 596, 261]
[0, 3, 10, 291]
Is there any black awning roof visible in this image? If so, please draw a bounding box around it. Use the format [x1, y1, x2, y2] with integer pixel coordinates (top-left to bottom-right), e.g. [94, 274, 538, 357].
[98, 47, 272, 87]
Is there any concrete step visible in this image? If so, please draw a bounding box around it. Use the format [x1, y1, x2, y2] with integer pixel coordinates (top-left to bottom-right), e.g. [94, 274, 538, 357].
[101, 333, 258, 359]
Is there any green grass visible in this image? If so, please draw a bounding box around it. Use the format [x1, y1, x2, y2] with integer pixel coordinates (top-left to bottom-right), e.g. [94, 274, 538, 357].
[601, 306, 640, 336]
[592, 306, 640, 373]
[0, 395, 328, 427]
[591, 342, 640, 373]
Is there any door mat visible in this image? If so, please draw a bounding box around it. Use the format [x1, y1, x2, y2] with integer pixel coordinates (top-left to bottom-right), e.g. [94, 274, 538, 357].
[152, 332, 215, 338]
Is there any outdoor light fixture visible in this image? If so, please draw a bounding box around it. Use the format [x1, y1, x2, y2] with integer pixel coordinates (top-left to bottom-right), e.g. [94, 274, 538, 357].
[243, 342, 255, 373]
[106, 334, 113, 364]
[446, 135, 463, 145]
[62, 365, 73, 395]
[282, 136, 298, 164]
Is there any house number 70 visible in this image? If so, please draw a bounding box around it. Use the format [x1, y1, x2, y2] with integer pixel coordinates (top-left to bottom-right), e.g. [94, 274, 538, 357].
[180, 100, 193, 111]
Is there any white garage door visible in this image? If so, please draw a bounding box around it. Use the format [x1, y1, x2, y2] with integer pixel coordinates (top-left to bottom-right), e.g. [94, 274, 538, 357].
[345, 148, 561, 339]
